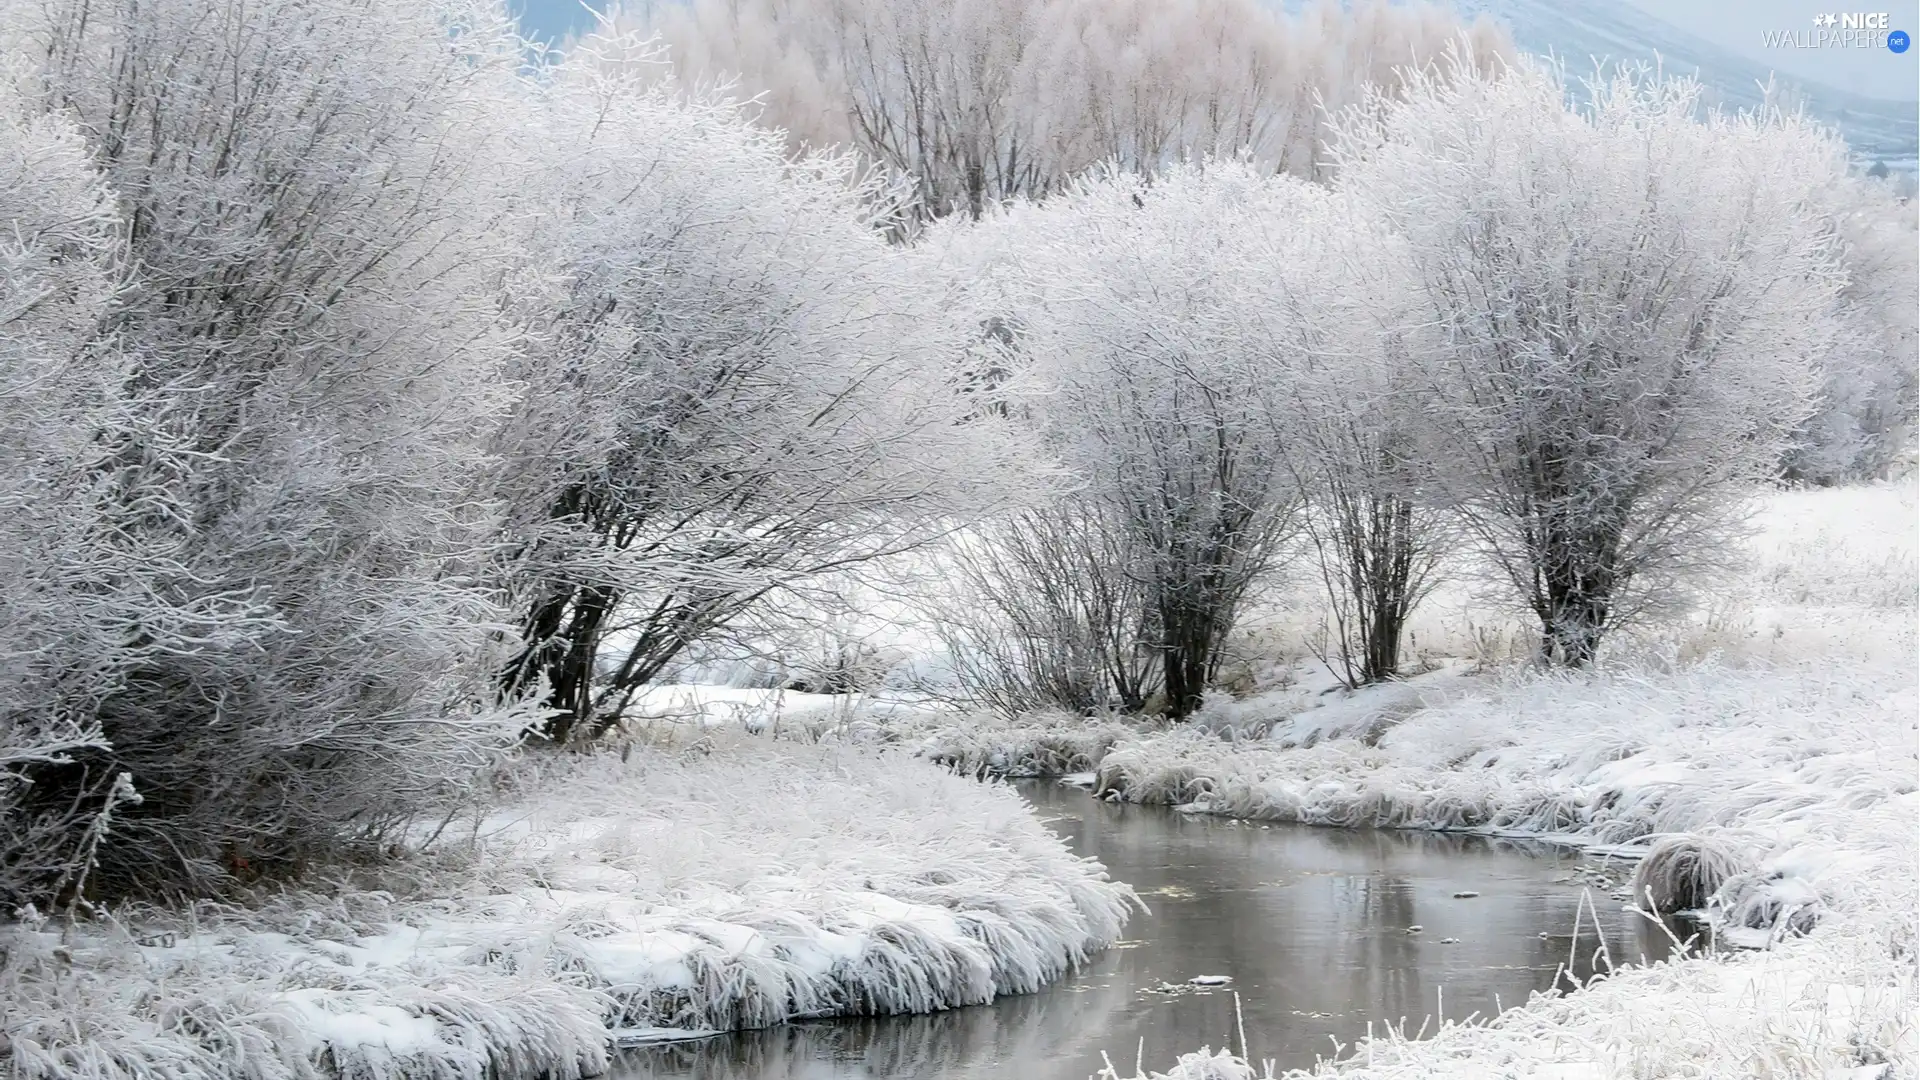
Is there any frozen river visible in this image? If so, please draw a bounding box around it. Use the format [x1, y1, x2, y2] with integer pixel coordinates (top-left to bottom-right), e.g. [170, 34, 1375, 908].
[614, 777, 1677, 1079]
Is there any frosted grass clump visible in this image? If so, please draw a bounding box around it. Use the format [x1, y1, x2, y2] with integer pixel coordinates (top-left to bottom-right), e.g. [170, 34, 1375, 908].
[1629, 834, 1751, 915]
[915, 710, 1139, 777]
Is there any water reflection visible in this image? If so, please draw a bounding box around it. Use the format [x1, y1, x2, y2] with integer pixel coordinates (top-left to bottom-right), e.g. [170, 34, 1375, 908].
[614, 779, 1675, 1080]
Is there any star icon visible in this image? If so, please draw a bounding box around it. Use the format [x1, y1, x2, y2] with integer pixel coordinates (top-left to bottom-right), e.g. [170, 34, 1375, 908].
[1814, 12, 1837, 26]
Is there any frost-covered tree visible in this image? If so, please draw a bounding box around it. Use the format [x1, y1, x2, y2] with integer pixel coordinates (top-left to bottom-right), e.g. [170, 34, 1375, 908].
[1334, 60, 1848, 666]
[495, 45, 1026, 742]
[1785, 175, 1919, 484]
[957, 164, 1318, 718]
[933, 503, 1163, 717]
[607, 0, 1510, 223]
[0, 83, 135, 907]
[1260, 198, 1449, 687]
[0, 0, 534, 897]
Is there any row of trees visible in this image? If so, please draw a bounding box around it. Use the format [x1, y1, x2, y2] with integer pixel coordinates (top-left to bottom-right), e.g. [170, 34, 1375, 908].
[611, 0, 1513, 223]
[926, 59, 1892, 716]
[0, 0, 1909, 907]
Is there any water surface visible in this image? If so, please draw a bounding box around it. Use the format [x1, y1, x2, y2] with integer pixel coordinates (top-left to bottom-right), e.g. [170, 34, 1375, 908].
[615, 779, 1675, 1079]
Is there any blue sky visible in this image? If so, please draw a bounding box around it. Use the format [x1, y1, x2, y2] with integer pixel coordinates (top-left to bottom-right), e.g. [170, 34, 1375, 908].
[510, 0, 601, 43]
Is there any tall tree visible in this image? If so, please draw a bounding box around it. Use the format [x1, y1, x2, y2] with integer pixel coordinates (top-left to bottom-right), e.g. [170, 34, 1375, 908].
[1257, 197, 1450, 687]
[1334, 58, 1848, 666]
[949, 163, 1316, 717]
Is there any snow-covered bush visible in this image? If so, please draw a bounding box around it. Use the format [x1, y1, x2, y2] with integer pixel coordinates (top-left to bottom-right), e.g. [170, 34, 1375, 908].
[941, 163, 1333, 718]
[1247, 186, 1451, 688]
[1335, 58, 1851, 665]
[0, 0, 534, 899]
[1788, 173, 1920, 484]
[494, 42, 1027, 741]
[931, 507, 1164, 716]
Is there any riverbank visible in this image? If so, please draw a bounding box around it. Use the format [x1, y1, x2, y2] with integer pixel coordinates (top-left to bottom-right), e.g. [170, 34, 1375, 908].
[1087, 661, 1917, 1077]
[2, 743, 1135, 1080]
[1068, 483, 1919, 1077]
[611, 778, 1666, 1080]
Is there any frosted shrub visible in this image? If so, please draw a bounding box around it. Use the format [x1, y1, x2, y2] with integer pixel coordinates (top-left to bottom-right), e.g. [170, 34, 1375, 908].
[1787, 173, 1919, 483]
[940, 164, 1332, 718]
[932, 506, 1164, 716]
[493, 45, 1027, 742]
[0, 80, 129, 907]
[0, 0, 533, 900]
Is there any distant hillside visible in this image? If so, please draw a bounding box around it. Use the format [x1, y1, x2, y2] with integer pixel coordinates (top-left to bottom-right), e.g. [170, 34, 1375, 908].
[1457, 0, 1919, 169]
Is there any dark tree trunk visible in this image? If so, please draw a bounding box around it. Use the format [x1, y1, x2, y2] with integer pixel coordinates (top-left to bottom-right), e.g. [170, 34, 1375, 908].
[1161, 638, 1207, 720]
[1533, 516, 1621, 668]
[1539, 591, 1608, 667]
[1357, 493, 1419, 684]
[502, 582, 617, 744]
[1158, 587, 1225, 720]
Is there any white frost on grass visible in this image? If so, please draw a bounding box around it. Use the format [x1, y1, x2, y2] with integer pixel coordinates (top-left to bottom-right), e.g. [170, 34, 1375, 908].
[1096, 663, 1912, 841]
[1094, 692, 1917, 1068]
[4, 741, 1136, 1080]
[911, 709, 1140, 777]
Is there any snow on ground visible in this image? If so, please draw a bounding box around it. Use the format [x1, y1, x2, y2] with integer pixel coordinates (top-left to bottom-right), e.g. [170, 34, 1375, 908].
[3, 740, 1136, 1080]
[910, 710, 1140, 777]
[16, 484, 1896, 1080]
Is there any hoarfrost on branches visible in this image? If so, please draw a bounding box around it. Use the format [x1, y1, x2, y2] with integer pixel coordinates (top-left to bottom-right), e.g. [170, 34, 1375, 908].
[1332, 58, 1849, 665]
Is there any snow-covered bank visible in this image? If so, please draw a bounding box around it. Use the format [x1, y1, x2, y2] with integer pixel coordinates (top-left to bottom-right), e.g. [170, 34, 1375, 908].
[3, 742, 1136, 1080]
[1092, 663, 1915, 931]
[915, 711, 1139, 778]
[1078, 669, 1918, 1076]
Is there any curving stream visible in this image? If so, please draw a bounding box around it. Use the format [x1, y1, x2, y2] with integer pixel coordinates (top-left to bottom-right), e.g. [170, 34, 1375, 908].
[614, 778, 1678, 1079]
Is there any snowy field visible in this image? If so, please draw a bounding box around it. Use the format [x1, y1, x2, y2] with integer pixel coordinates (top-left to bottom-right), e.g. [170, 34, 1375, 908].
[2, 743, 1135, 1079]
[3, 488, 1909, 1080]
[340, 481, 1916, 1080]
